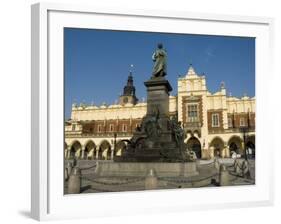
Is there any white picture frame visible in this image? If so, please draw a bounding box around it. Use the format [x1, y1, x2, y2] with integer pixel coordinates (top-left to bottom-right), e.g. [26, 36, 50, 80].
[31, 2, 274, 221]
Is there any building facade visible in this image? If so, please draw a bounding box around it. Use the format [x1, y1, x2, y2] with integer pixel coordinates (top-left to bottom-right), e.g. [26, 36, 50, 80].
[65, 65, 255, 160]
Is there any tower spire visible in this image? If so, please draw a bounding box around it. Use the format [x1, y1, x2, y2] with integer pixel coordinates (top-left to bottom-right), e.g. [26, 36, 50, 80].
[118, 66, 138, 105]
[129, 64, 134, 73]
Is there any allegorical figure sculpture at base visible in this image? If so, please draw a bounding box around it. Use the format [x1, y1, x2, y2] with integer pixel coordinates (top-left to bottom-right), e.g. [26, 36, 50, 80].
[114, 43, 195, 163]
[152, 43, 167, 78]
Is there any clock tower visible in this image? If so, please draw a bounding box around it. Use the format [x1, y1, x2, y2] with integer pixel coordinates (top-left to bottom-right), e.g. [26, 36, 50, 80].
[119, 71, 138, 106]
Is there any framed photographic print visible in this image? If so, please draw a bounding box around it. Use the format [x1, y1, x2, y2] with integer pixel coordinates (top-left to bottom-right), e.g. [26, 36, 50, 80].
[31, 2, 274, 221]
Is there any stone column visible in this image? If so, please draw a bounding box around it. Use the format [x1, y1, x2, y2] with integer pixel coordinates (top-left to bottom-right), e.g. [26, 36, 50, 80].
[81, 146, 85, 160]
[221, 148, 225, 158]
[225, 146, 230, 158]
[210, 146, 214, 159]
[96, 149, 99, 160]
[202, 149, 208, 159]
[219, 164, 229, 186]
[111, 148, 114, 160]
[64, 167, 69, 181]
[75, 149, 81, 159]
[67, 146, 71, 159]
[145, 169, 158, 190]
[66, 162, 72, 180]
[68, 167, 81, 194]
[241, 142, 245, 155]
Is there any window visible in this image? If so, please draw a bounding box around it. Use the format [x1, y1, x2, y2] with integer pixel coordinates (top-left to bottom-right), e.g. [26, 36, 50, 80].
[109, 124, 114, 132]
[228, 117, 233, 128]
[122, 124, 127, 132]
[212, 114, 219, 127]
[240, 117, 246, 127]
[187, 104, 199, 122]
[72, 124, 76, 131]
[98, 125, 102, 133]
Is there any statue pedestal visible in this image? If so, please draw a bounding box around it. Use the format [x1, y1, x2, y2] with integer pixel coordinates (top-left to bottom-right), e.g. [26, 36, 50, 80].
[143, 77, 174, 144]
[116, 77, 189, 163]
[144, 77, 172, 118]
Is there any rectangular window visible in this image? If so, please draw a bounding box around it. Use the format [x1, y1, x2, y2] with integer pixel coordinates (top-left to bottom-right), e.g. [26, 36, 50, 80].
[212, 113, 219, 127]
[228, 117, 232, 128]
[122, 124, 127, 132]
[98, 125, 102, 133]
[72, 124, 76, 131]
[240, 117, 246, 127]
[187, 104, 198, 122]
[109, 124, 114, 132]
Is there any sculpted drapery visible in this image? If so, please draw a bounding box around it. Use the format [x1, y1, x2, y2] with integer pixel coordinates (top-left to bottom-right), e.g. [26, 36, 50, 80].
[152, 43, 167, 78]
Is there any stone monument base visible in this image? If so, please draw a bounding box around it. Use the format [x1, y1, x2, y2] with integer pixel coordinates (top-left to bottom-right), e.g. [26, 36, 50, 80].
[95, 161, 198, 177]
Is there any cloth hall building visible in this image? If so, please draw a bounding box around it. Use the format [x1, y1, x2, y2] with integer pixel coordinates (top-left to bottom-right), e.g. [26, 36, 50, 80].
[64, 65, 255, 160]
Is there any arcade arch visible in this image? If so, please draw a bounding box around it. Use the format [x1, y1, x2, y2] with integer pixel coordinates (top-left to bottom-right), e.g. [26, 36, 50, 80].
[210, 137, 224, 157]
[99, 140, 112, 160]
[186, 137, 201, 159]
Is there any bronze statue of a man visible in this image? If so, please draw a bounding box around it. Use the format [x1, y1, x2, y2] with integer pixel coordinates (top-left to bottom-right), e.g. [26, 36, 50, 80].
[152, 43, 167, 78]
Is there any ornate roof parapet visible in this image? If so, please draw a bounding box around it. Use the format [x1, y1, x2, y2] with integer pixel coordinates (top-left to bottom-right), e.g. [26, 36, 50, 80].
[186, 64, 197, 77]
[241, 93, 250, 100]
[178, 64, 207, 92]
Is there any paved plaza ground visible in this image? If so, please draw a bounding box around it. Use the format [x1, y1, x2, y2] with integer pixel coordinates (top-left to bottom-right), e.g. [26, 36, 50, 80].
[64, 158, 255, 194]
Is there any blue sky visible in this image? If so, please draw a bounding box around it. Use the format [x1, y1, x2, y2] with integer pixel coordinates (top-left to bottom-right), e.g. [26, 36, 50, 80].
[64, 28, 255, 119]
